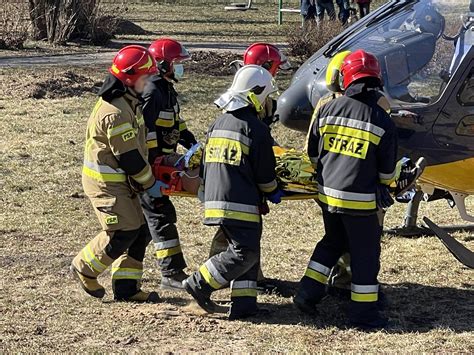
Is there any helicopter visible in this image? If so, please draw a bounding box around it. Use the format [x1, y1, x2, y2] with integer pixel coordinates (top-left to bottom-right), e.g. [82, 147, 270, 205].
[276, 0, 474, 242]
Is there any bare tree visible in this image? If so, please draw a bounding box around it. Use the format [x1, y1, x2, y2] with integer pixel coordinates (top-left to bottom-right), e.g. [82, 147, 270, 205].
[27, 0, 99, 44]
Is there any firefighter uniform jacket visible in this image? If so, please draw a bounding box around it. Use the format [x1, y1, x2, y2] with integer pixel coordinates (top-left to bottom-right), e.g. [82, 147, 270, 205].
[202, 106, 278, 227]
[82, 90, 155, 230]
[307, 84, 398, 215]
[142, 75, 197, 164]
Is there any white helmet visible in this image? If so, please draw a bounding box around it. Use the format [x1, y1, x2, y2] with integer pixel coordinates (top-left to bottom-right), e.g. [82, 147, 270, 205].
[215, 64, 278, 113]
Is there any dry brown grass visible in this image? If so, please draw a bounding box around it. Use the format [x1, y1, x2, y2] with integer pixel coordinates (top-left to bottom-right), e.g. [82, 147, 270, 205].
[1, 65, 473, 352]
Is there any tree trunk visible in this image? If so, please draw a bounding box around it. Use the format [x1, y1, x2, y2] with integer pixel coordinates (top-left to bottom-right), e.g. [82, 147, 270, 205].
[28, 0, 47, 40]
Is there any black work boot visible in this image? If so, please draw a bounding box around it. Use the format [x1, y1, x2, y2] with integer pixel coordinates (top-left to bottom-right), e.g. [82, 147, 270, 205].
[228, 306, 271, 320]
[293, 294, 319, 316]
[160, 271, 188, 292]
[348, 303, 388, 330]
[183, 278, 217, 313]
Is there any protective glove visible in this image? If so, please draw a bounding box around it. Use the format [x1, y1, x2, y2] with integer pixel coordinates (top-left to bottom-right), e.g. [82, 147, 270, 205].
[146, 180, 169, 198]
[266, 189, 285, 204]
[259, 200, 270, 215]
[376, 184, 394, 209]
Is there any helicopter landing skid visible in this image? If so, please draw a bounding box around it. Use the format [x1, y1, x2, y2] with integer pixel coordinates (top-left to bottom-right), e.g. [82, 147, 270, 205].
[384, 190, 474, 236]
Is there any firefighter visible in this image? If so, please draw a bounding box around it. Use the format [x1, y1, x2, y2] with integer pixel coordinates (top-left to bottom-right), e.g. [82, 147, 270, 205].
[141, 38, 198, 291]
[309, 51, 425, 295]
[183, 65, 284, 320]
[209, 43, 290, 293]
[71, 45, 168, 302]
[294, 50, 398, 329]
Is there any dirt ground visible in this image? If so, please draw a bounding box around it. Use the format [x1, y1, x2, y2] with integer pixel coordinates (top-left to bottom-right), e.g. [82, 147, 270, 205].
[1, 1, 473, 352]
[1, 61, 473, 353]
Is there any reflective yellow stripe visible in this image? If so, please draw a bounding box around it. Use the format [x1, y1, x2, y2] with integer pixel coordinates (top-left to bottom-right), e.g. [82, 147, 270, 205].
[156, 245, 182, 259]
[304, 268, 328, 284]
[205, 209, 260, 223]
[320, 125, 381, 145]
[199, 264, 221, 289]
[231, 288, 258, 297]
[107, 123, 134, 138]
[318, 193, 376, 210]
[111, 267, 143, 280]
[179, 121, 187, 131]
[146, 140, 158, 149]
[133, 166, 153, 184]
[82, 165, 126, 183]
[162, 148, 175, 154]
[156, 118, 175, 127]
[82, 244, 107, 273]
[351, 292, 378, 302]
[207, 137, 249, 155]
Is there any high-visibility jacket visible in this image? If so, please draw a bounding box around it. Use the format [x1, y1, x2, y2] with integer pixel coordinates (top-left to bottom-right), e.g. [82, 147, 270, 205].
[307, 84, 398, 215]
[202, 106, 278, 227]
[142, 76, 197, 164]
[82, 91, 155, 195]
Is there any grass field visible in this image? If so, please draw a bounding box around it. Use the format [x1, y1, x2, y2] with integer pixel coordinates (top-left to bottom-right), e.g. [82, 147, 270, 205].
[1, 62, 473, 352]
[1, 1, 473, 352]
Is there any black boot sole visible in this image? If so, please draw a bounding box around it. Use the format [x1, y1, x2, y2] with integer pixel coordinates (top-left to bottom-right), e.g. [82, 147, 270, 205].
[183, 280, 216, 314]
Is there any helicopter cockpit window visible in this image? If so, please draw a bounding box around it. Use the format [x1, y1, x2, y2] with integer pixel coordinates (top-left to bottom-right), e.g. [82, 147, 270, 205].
[458, 71, 474, 106]
[340, 0, 465, 105]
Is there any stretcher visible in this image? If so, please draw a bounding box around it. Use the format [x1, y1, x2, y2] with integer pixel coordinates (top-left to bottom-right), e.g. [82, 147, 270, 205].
[164, 190, 318, 201]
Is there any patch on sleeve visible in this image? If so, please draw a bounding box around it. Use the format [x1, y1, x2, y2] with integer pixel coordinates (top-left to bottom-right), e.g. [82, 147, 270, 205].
[122, 130, 136, 142]
[105, 215, 119, 225]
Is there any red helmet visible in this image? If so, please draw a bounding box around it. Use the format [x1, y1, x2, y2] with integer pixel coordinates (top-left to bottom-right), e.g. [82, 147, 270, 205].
[341, 50, 382, 89]
[149, 38, 190, 74]
[110, 45, 157, 87]
[243, 43, 290, 77]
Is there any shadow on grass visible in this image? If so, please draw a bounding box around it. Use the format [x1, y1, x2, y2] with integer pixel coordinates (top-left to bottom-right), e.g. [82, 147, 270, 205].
[246, 282, 474, 333]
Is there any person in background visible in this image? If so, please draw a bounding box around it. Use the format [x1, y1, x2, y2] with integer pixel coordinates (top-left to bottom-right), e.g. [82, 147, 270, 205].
[316, 0, 336, 22]
[301, 0, 319, 23]
[336, 0, 350, 25]
[355, 0, 371, 18]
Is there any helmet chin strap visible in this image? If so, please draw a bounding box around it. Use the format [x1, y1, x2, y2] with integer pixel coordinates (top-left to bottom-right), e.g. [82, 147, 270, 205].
[247, 92, 264, 113]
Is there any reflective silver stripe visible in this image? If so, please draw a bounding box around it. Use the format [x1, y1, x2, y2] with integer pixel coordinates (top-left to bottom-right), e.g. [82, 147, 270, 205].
[379, 169, 397, 180]
[209, 129, 252, 147]
[158, 111, 175, 120]
[134, 167, 153, 184]
[107, 122, 134, 137]
[204, 201, 259, 214]
[83, 160, 125, 174]
[146, 131, 157, 141]
[204, 260, 228, 286]
[351, 283, 379, 293]
[258, 180, 277, 191]
[231, 280, 258, 289]
[155, 239, 180, 250]
[308, 261, 331, 276]
[318, 184, 375, 202]
[319, 116, 385, 137]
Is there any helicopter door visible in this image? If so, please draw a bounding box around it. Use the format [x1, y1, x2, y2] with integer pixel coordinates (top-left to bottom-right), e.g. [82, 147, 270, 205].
[433, 62, 474, 151]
